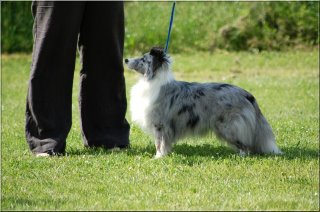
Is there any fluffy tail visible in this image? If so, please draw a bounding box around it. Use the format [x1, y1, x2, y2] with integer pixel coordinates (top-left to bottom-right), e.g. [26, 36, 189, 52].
[253, 104, 282, 155]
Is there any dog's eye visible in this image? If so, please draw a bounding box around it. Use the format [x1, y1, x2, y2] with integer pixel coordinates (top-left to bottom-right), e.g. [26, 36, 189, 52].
[141, 58, 145, 62]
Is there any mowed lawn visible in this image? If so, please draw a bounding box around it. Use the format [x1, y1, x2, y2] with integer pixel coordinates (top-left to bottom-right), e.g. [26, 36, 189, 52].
[1, 50, 319, 210]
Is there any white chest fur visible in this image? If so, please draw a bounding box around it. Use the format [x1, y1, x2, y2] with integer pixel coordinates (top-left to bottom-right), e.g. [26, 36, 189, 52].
[130, 71, 174, 131]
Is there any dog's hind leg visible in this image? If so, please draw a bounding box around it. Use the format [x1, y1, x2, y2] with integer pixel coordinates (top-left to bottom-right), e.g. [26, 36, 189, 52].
[214, 112, 255, 155]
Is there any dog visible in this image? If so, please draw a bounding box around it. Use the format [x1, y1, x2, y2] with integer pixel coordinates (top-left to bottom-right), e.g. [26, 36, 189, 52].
[125, 47, 282, 158]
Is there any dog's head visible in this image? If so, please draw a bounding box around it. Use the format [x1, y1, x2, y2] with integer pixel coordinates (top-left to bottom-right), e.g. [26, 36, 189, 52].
[125, 47, 171, 80]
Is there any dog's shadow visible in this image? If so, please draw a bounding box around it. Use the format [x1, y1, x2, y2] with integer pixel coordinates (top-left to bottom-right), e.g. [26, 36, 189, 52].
[128, 143, 319, 162]
[66, 143, 318, 162]
[174, 143, 234, 158]
[278, 146, 319, 160]
[123, 143, 234, 159]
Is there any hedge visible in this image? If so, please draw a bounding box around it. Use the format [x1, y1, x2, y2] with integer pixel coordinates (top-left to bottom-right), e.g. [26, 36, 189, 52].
[1, 2, 319, 53]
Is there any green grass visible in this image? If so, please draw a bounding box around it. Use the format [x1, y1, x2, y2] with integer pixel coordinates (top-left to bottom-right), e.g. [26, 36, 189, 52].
[1, 50, 319, 210]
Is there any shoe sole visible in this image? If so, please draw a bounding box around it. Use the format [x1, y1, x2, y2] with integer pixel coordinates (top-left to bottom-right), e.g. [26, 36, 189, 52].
[35, 153, 51, 157]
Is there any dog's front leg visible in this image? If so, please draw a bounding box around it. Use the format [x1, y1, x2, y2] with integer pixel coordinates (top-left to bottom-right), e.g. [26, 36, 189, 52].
[154, 125, 172, 159]
[155, 135, 164, 159]
[155, 137, 172, 159]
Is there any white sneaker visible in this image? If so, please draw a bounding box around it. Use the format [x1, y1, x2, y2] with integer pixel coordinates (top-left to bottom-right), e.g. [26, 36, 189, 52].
[35, 153, 51, 157]
[35, 150, 59, 157]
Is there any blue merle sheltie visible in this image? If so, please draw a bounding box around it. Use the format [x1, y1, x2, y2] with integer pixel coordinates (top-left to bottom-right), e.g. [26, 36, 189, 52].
[125, 47, 282, 158]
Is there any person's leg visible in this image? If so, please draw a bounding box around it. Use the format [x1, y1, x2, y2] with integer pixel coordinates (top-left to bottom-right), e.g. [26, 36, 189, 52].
[26, 1, 85, 154]
[78, 2, 130, 149]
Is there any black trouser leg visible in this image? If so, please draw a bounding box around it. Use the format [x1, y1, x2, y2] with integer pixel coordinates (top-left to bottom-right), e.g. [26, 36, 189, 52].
[78, 2, 130, 148]
[26, 2, 85, 154]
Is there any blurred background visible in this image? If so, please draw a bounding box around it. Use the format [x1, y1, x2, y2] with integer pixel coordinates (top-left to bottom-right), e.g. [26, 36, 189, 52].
[1, 3, 319, 211]
[1, 1, 319, 54]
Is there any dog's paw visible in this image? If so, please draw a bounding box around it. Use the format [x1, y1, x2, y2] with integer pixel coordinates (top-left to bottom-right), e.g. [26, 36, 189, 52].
[153, 152, 164, 159]
[239, 149, 249, 156]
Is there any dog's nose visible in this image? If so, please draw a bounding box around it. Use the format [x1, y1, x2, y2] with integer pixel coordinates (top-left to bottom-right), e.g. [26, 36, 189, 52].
[124, 59, 129, 64]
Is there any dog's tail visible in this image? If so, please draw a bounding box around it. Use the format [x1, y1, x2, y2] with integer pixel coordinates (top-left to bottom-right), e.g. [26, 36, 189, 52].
[252, 102, 282, 155]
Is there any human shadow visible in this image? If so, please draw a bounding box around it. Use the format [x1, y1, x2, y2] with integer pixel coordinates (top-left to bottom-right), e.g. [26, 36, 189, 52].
[65, 147, 116, 156]
[65, 144, 155, 157]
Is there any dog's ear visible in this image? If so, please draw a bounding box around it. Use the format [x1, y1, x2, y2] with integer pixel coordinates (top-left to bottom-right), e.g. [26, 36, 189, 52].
[150, 47, 168, 72]
[150, 47, 165, 59]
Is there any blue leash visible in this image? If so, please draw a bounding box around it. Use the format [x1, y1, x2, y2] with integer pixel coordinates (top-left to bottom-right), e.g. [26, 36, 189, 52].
[164, 1, 176, 53]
